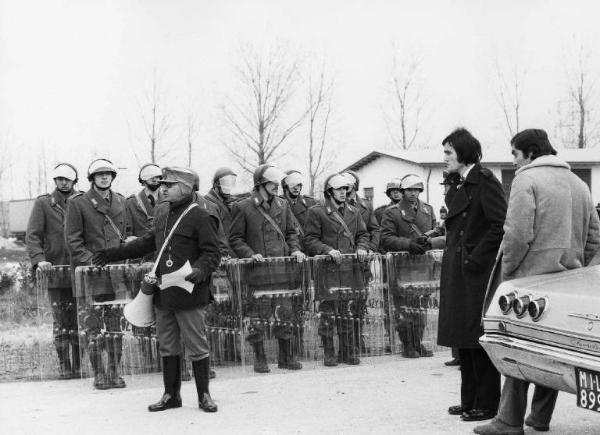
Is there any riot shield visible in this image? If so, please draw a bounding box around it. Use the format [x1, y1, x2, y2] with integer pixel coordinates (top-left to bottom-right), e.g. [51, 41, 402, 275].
[226, 256, 309, 373]
[385, 250, 443, 358]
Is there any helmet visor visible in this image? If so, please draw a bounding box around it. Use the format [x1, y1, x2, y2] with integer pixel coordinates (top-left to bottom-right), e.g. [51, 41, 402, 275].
[219, 174, 237, 194]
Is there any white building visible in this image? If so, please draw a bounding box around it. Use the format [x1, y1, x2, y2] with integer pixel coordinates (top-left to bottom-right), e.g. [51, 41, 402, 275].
[342, 148, 600, 217]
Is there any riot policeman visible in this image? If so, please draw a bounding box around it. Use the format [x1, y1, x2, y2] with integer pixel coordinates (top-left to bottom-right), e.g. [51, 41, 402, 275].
[26, 163, 81, 379]
[380, 174, 445, 358]
[304, 173, 369, 366]
[342, 170, 380, 252]
[126, 163, 162, 238]
[374, 177, 403, 224]
[281, 170, 317, 242]
[205, 167, 237, 257]
[229, 164, 306, 373]
[65, 158, 131, 389]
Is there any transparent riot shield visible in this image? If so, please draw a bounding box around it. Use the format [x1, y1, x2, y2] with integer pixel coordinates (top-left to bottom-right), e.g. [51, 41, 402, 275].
[309, 254, 379, 366]
[32, 265, 79, 381]
[74, 263, 156, 389]
[385, 250, 443, 358]
[226, 257, 309, 373]
[205, 265, 244, 375]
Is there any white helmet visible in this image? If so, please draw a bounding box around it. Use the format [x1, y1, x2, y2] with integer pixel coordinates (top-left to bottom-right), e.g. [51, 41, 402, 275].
[87, 158, 117, 181]
[401, 174, 424, 191]
[282, 170, 303, 189]
[138, 163, 162, 183]
[51, 163, 78, 182]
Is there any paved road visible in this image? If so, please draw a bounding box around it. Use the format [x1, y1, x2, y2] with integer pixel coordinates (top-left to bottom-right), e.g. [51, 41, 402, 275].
[2, 353, 599, 434]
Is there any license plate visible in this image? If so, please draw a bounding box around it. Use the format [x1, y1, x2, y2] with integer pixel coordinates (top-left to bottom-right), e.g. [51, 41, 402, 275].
[575, 367, 600, 412]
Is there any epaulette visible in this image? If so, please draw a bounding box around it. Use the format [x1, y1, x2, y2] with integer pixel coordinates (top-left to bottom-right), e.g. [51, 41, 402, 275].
[37, 193, 50, 199]
[70, 192, 84, 200]
[347, 204, 356, 213]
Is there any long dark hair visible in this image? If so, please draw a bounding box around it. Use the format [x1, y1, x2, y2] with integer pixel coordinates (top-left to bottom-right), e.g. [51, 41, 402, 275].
[442, 128, 482, 164]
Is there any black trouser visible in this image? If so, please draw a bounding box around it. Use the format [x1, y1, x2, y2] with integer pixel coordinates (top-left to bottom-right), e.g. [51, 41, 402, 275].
[83, 295, 124, 375]
[245, 295, 303, 344]
[459, 347, 500, 411]
[48, 288, 80, 368]
[393, 294, 428, 352]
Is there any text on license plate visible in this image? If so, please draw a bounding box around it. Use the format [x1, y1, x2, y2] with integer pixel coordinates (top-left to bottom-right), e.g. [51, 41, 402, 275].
[576, 367, 600, 412]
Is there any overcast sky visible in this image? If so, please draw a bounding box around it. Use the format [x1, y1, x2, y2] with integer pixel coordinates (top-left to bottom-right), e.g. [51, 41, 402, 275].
[1, 0, 599, 198]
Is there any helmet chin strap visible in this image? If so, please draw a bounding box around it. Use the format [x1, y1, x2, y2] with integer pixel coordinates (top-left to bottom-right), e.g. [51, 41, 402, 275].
[145, 183, 160, 192]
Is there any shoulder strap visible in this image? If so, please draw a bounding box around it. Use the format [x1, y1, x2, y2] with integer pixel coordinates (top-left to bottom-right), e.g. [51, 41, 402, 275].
[331, 210, 355, 249]
[134, 191, 151, 220]
[152, 202, 198, 275]
[255, 203, 286, 240]
[289, 211, 304, 237]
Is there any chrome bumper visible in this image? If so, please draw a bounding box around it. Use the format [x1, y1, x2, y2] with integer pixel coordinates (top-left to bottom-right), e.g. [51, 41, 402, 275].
[480, 334, 600, 394]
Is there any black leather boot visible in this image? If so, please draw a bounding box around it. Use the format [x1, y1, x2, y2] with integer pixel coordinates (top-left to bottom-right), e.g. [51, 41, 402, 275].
[71, 341, 81, 379]
[322, 336, 338, 367]
[339, 332, 360, 365]
[107, 336, 126, 389]
[251, 342, 270, 373]
[89, 338, 110, 390]
[55, 341, 72, 379]
[148, 356, 183, 412]
[278, 338, 302, 370]
[192, 358, 218, 412]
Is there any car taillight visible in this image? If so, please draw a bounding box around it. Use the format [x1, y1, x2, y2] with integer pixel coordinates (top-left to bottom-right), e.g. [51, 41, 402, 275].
[528, 297, 548, 322]
[498, 292, 517, 314]
[513, 294, 532, 318]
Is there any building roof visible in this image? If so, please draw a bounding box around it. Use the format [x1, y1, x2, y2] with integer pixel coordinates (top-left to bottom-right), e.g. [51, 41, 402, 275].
[344, 147, 600, 171]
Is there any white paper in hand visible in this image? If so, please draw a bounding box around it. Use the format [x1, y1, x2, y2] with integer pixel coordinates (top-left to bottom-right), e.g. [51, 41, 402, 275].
[159, 260, 195, 294]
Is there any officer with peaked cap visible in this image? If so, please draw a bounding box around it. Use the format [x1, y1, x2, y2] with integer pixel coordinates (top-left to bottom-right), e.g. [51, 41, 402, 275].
[380, 173, 445, 358]
[65, 158, 131, 389]
[374, 177, 404, 224]
[304, 173, 370, 366]
[26, 162, 81, 379]
[229, 164, 306, 373]
[92, 166, 221, 412]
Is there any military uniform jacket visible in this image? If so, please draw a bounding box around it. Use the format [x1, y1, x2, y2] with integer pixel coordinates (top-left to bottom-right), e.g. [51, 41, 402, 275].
[282, 193, 317, 234]
[194, 193, 231, 258]
[229, 192, 301, 258]
[349, 195, 380, 252]
[65, 188, 129, 266]
[205, 188, 233, 239]
[437, 164, 507, 348]
[107, 196, 220, 309]
[126, 189, 156, 237]
[380, 198, 444, 252]
[26, 189, 73, 269]
[374, 201, 395, 224]
[304, 199, 369, 255]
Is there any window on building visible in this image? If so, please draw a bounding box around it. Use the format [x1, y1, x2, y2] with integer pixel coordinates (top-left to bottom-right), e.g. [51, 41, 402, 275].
[363, 187, 374, 202]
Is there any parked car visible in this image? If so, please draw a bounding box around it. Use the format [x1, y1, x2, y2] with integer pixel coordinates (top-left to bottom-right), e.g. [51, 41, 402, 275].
[480, 265, 600, 413]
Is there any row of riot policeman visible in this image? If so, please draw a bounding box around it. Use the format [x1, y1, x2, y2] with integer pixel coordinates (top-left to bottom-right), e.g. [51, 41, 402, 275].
[26, 157, 445, 387]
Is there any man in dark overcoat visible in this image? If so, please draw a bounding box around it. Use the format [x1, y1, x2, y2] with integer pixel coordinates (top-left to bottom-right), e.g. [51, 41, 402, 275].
[205, 167, 237, 257]
[374, 177, 403, 224]
[437, 128, 507, 422]
[126, 163, 162, 239]
[26, 162, 81, 379]
[229, 164, 306, 373]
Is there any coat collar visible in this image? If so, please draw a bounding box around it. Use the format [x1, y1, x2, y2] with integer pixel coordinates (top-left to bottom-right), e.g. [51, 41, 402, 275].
[252, 191, 283, 216]
[86, 188, 122, 216]
[515, 154, 570, 175]
[446, 163, 481, 219]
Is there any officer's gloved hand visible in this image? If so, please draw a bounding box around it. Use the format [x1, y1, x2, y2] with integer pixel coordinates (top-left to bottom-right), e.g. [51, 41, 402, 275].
[37, 261, 53, 272]
[291, 250, 306, 262]
[408, 241, 426, 255]
[328, 249, 342, 264]
[91, 250, 108, 267]
[185, 268, 206, 284]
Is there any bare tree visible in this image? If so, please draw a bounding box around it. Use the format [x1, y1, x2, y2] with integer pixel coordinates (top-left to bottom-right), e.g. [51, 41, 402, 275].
[557, 43, 599, 148]
[494, 57, 526, 138]
[129, 72, 174, 164]
[222, 42, 307, 172]
[306, 65, 334, 197]
[186, 109, 200, 167]
[384, 48, 428, 150]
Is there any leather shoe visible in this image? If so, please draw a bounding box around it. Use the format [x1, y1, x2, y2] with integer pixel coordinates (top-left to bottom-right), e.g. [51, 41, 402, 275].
[448, 405, 467, 415]
[444, 358, 460, 366]
[198, 392, 218, 413]
[473, 419, 524, 435]
[524, 415, 549, 432]
[148, 393, 182, 412]
[461, 409, 496, 422]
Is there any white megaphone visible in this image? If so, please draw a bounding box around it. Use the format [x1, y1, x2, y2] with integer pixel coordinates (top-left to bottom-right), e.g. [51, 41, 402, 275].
[123, 274, 156, 327]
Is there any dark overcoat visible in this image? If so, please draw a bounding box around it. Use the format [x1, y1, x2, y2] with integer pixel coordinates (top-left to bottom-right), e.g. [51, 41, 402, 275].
[65, 188, 129, 266]
[380, 198, 444, 252]
[283, 193, 317, 233]
[349, 195, 380, 252]
[125, 189, 156, 237]
[437, 164, 507, 348]
[303, 200, 369, 255]
[106, 196, 220, 309]
[229, 192, 301, 258]
[26, 189, 72, 268]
